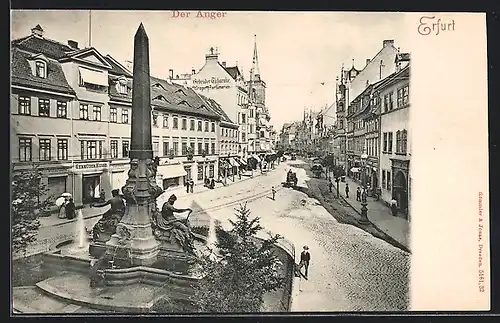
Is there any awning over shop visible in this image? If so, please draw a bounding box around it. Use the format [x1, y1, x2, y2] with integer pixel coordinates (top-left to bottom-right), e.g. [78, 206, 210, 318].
[229, 157, 240, 167]
[79, 67, 108, 86]
[158, 163, 187, 179]
[239, 157, 247, 165]
[251, 155, 261, 163]
[350, 167, 360, 173]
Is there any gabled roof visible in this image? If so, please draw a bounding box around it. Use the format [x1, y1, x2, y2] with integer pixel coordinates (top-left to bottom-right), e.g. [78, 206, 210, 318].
[59, 47, 113, 69]
[221, 65, 241, 80]
[104, 55, 132, 76]
[198, 94, 236, 125]
[11, 47, 75, 95]
[11, 35, 75, 60]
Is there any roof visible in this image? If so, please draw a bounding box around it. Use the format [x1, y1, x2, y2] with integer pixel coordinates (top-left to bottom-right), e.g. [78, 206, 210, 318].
[104, 55, 132, 76]
[219, 64, 243, 81]
[11, 48, 75, 95]
[198, 94, 237, 126]
[373, 64, 410, 91]
[11, 35, 76, 60]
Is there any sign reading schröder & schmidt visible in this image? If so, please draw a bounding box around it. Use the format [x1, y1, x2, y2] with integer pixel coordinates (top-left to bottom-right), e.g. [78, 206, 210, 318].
[192, 77, 231, 90]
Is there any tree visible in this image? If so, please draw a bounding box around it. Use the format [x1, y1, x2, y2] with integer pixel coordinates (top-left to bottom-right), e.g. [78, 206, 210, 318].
[12, 165, 54, 256]
[194, 203, 284, 312]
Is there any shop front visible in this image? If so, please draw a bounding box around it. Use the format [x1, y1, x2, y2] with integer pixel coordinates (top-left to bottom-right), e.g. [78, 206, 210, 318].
[157, 163, 187, 190]
[72, 161, 110, 206]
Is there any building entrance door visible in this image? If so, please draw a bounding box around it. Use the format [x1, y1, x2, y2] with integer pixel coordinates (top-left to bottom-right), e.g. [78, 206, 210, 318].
[393, 170, 408, 216]
[82, 174, 101, 204]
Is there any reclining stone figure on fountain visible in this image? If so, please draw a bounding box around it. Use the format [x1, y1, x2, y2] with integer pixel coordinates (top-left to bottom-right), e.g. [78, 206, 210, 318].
[151, 194, 196, 255]
[91, 189, 126, 242]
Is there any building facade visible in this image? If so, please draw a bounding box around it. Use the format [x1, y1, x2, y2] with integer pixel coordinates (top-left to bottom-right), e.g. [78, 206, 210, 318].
[378, 55, 410, 220]
[11, 25, 228, 207]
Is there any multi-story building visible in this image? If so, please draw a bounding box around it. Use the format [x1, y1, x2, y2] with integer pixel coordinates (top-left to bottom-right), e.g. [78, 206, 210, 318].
[11, 24, 227, 207]
[378, 53, 410, 220]
[190, 48, 251, 155]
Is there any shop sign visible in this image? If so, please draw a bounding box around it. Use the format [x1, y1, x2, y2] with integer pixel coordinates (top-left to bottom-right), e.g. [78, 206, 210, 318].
[191, 76, 231, 90]
[74, 162, 108, 171]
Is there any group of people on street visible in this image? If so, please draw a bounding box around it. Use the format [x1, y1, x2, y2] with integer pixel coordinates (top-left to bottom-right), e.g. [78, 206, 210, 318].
[185, 178, 195, 193]
[58, 196, 77, 219]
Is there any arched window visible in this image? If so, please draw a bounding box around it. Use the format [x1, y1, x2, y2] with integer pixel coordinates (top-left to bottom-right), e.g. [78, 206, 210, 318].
[35, 60, 46, 78]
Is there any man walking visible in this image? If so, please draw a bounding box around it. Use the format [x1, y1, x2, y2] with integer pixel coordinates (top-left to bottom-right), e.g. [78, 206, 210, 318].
[345, 183, 350, 198]
[271, 186, 276, 200]
[356, 187, 361, 201]
[298, 245, 311, 280]
[391, 197, 398, 216]
[329, 180, 333, 193]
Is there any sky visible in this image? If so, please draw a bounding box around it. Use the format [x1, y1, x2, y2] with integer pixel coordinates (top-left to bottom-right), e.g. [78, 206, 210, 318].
[11, 10, 410, 130]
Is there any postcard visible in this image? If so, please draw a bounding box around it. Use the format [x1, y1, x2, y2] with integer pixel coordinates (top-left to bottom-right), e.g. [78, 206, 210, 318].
[10, 10, 489, 313]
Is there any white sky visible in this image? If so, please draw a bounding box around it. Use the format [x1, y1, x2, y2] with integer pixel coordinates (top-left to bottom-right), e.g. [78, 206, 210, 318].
[11, 10, 410, 130]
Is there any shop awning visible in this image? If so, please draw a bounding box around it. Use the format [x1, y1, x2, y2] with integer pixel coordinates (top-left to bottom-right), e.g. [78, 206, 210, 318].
[229, 157, 240, 167]
[239, 157, 247, 165]
[251, 155, 261, 163]
[79, 67, 108, 86]
[350, 167, 360, 173]
[159, 163, 187, 179]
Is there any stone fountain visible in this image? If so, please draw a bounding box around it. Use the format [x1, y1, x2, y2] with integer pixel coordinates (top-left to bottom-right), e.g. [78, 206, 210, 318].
[12, 24, 210, 314]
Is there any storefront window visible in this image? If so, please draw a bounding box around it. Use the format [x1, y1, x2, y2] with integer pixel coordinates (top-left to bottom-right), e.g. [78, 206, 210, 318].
[197, 165, 203, 180]
[209, 163, 215, 178]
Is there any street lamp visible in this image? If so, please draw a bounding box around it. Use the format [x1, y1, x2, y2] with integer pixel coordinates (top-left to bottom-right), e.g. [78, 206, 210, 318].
[359, 152, 370, 224]
[360, 152, 368, 187]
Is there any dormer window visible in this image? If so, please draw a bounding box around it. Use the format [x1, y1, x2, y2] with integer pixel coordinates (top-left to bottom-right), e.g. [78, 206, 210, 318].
[35, 60, 46, 78]
[178, 100, 191, 107]
[117, 82, 128, 94]
[175, 89, 186, 96]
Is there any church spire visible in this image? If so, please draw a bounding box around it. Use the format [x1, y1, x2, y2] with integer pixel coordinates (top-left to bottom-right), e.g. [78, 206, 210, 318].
[252, 34, 260, 77]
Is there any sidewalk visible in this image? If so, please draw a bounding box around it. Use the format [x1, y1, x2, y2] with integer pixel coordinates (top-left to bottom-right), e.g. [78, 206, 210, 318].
[338, 176, 410, 250]
[38, 166, 277, 229]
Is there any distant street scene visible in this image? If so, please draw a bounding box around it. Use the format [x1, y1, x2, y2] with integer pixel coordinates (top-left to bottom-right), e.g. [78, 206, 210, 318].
[11, 11, 410, 314]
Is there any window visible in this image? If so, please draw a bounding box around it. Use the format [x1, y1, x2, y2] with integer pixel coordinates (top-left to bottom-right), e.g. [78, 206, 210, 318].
[110, 140, 118, 158]
[38, 138, 51, 161]
[35, 61, 46, 78]
[173, 117, 179, 129]
[189, 142, 195, 154]
[18, 96, 31, 115]
[197, 166, 203, 180]
[110, 107, 117, 123]
[397, 88, 404, 108]
[38, 98, 50, 117]
[403, 85, 409, 106]
[387, 171, 392, 190]
[210, 142, 215, 155]
[117, 82, 127, 94]
[198, 142, 203, 155]
[197, 120, 202, 131]
[205, 143, 209, 155]
[80, 104, 89, 120]
[19, 137, 32, 162]
[163, 114, 169, 128]
[81, 140, 102, 160]
[242, 133, 246, 143]
[56, 101, 67, 118]
[190, 119, 195, 131]
[249, 109, 254, 118]
[389, 92, 394, 110]
[182, 142, 188, 155]
[93, 106, 101, 121]
[57, 139, 68, 160]
[173, 142, 179, 156]
[340, 119, 344, 129]
[382, 170, 386, 188]
[163, 141, 170, 156]
[209, 163, 214, 177]
[401, 130, 408, 154]
[383, 132, 388, 152]
[152, 112, 158, 127]
[122, 141, 129, 158]
[249, 125, 254, 133]
[260, 131, 265, 138]
[241, 114, 246, 124]
[211, 122, 215, 132]
[204, 121, 209, 132]
[396, 130, 401, 153]
[388, 132, 393, 153]
[121, 109, 129, 124]
[182, 118, 187, 130]
[153, 142, 159, 156]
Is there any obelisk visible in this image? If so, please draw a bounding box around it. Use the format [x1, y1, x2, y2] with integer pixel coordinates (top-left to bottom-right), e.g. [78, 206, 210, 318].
[106, 23, 163, 266]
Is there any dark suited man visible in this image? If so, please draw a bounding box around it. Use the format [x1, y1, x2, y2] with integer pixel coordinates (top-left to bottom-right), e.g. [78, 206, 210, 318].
[298, 245, 311, 279]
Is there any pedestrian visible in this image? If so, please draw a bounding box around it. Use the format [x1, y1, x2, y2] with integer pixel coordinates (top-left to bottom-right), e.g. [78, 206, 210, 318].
[390, 197, 398, 216]
[329, 180, 333, 192]
[100, 189, 106, 203]
[271, 186, 276, 200]
[186, 180, 190, 193]
[238, 170, 242, 180]
[356, 187, 361, 201]
[345, 183, 350, 198]
[298, 245, 311, 279]
[65, 198, 76, 219]
[189, 179, 194, 193]
[58, 197, 68, 219]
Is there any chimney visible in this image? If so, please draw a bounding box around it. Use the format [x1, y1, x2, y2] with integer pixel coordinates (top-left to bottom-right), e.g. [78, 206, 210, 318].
[67, 40, 79, 49]
[191, 69, 196, 75]
[365, 58, 370, 66]
[169, 69, 173, 79]
[383, 39, 395, 48]
[31, 24, 44, 37]
[205, 46, 219, 62]
[222, 61, 226, 67]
